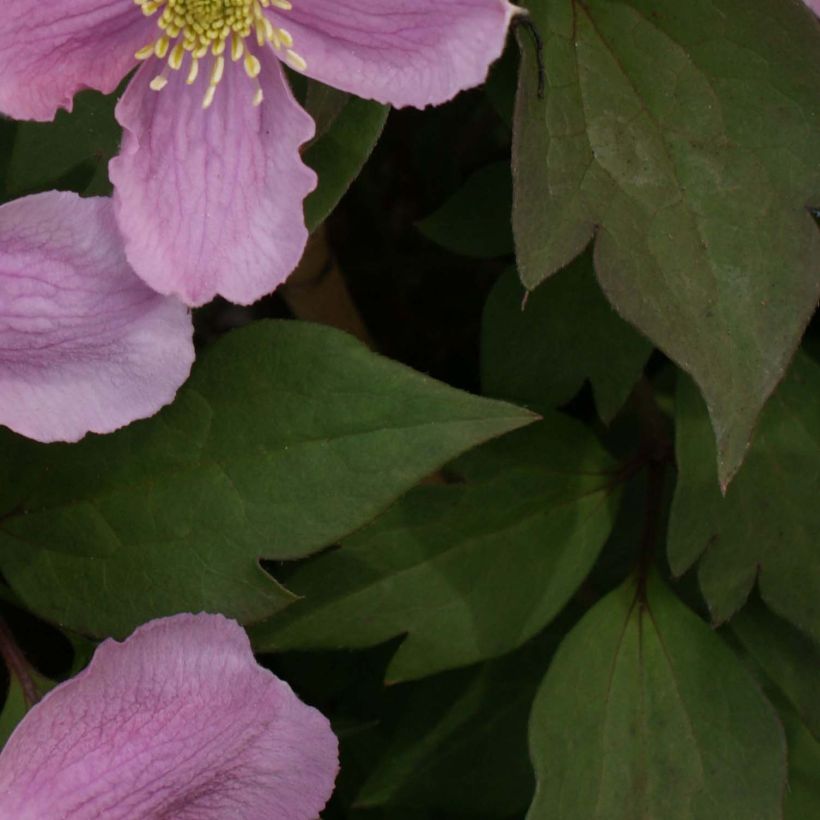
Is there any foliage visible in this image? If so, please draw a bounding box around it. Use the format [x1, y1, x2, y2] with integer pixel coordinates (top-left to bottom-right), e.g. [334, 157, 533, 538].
[1, 1, 819, 817]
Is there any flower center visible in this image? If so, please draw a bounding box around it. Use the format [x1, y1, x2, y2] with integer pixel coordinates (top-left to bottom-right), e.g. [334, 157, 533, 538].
[134, 0, 306, 109]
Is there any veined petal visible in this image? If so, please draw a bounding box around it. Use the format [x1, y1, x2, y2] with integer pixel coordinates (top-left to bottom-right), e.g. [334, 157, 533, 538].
[0, 1, 152, 121]
[277, 0, 517, 108]
[110, 51, 317, 307]
[0, 191, 193, 443]
[0, 614, 339, 819]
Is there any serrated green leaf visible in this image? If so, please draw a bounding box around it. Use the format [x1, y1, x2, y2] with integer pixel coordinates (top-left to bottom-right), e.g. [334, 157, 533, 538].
[417, 161, 514, 258]
[303, 91, 388, 232]
[7, 89, 121, 197]
[731, 598, 820, 742]
[668, 352, 820, 643]
[250, 417, 619, 681]
[513, 0, 820, 487]
[0, 321, 533, 638]
[482, 252, 651, 421]
[528, 574, 786, 820]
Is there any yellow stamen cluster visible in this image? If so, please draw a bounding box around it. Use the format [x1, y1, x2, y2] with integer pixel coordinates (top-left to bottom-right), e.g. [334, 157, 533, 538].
[134, 0, 307, 109]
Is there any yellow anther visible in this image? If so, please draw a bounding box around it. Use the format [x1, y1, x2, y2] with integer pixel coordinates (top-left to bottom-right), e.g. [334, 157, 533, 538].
[133, 0, 307, 106]
[154, 35, 170, 58]
[169, 41, 186, 69]
[244, 53, 261, 79]
[210, 55, 226, 86]
[285, 50, 306, 72]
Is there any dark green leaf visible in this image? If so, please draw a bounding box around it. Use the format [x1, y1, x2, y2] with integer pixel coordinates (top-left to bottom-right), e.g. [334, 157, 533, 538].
[303, 82, 351, 141]
[7, 89, 121, 197]
[0, 321, 533, 638]
[250, 417, 619, 681]
[304, 92, 388, 232]
[513, 0, 820, 487]
[482, 252, 651, 421]
[417, 161, 514, 258]
[781, 705, 820, 820]
[357, 634, 553, 817]
[528, 574, 786, 820]
[668, 352, 820, 643]
[730, 598, 820, 741]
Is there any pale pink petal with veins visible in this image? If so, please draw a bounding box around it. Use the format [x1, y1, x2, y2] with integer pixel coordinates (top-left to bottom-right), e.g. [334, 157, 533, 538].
[110, 50, 317, 307]
[0, 613, 339, 819]
[0, 191, 193, 442]
[0, 0, 152, 121]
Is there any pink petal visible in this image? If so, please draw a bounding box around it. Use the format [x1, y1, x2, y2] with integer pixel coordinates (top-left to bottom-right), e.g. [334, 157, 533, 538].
[0, 191, 194, 443]
[803, 0, 820, 14]
[0, 1, 152, 121]
[276, 0, 517, 108]
[0, 614, 339, 819]
[110, 52, 317, 307]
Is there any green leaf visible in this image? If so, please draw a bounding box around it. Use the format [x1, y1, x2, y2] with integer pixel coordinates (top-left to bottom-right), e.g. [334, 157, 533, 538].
[250, 416, 619, 681]
[668, 352, 820, 643]
[303, 88, 388, 232]
[357, 634, 552, 817]
[303, 82, 351, 140]
[730, 598, 820, 742]
[513, 0, 820, 487]
[781, 705, 820, 820]
[528, 574, 786, 820]
[482, 252, 651, 421]
[417, 161, 514, 258]
[0, 321, 533, 638]
[7, 89, 121, 197]
[0, 671, 55, 749]
[0, 119, 18, 204]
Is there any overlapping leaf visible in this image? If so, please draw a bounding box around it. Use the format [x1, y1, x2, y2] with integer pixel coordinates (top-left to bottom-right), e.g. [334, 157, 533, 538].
[528, 574, 786, 819]
[731, 598, 820, 740]
[251, 416, 619, 681]
[7, 90, 121, 197]
[0, 322, 533, 638]
[781, 704, 820, 820]
[302, 87, 388, 231]
[669, 352, 820, 643]
[356, 634, 552, 816]
[483, 252, 651, 421]
[417, 161, 514, 258]
[513, 0, 820, 486]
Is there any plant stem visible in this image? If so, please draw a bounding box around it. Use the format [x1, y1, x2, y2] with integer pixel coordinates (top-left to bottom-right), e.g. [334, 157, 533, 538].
[631, 377, 673, 599]
[0, 617, 40, 708]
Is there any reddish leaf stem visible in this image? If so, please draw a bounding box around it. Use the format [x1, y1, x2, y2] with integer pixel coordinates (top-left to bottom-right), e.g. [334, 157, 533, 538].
[631, 378, 673, 600]
[0, 617, 41, 708]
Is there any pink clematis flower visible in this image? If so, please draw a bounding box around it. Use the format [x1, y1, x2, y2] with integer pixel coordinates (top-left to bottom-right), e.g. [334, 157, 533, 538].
[0, 613, 339, 819]
[0, 1, 517, 307]
[0, 190, 193, 443]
